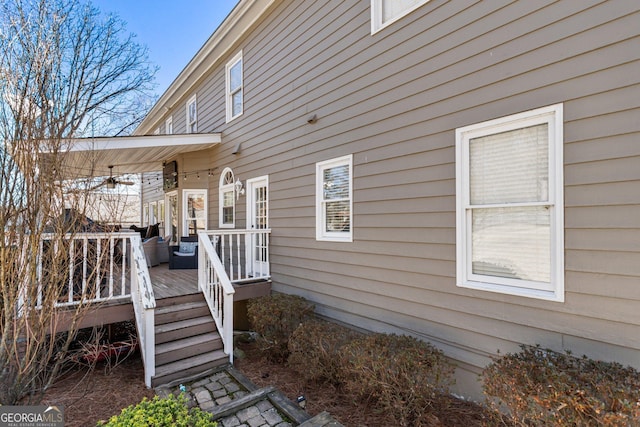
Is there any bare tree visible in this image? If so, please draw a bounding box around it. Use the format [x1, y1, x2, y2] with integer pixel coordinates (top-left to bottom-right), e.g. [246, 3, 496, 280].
[0, 0, 155, 404]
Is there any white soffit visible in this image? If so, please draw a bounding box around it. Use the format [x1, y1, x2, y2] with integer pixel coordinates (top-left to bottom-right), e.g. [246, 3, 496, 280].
[48, 133, 220, 178]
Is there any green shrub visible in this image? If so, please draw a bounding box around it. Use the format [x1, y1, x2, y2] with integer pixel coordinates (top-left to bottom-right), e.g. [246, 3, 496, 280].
[99, 394, 216, 426]
[483, 345, 640, 426]
[246, 293, 315, 361]
[338, 333, 455, 426]
[288, 319, 361, 383]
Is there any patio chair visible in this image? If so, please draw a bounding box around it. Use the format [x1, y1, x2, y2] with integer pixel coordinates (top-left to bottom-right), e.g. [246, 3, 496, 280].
[168, 236, 198, 269]
[157, 235, 171, 264]
[142, 236, 159, 267]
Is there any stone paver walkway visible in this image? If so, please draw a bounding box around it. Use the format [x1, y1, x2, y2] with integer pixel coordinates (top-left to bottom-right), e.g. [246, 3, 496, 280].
[156, 365, 342, 427]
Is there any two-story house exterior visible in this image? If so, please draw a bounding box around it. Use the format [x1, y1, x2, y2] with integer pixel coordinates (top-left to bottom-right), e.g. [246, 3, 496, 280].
[134, 0, 640, 398]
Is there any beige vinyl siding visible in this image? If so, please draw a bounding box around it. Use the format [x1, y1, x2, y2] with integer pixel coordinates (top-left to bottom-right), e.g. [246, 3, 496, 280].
[141, 173, 164, 221]
[141, 0, 640, 398]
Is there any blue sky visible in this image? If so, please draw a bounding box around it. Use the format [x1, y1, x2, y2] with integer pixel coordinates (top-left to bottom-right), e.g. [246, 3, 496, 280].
[92, 0, 240, 97]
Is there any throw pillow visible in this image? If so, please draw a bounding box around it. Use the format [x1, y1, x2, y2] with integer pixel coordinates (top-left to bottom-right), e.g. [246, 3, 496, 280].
[178, 241, 197, 254]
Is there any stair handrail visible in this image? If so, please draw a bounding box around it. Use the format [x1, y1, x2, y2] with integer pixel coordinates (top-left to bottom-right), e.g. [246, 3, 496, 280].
[129, 233, 156, 387]
[198, 232, 235, 363]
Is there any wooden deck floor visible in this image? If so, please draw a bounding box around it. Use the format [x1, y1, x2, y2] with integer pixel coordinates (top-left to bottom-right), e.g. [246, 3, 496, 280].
[149, 263, 199, 299]
[61, 262, 269, 331]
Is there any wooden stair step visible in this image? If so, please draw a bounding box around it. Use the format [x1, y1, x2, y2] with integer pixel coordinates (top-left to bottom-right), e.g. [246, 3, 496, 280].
[155, 316, 216, 344]
[154, 292, 203, 308]
[155, 300, 210, 325]
[155, 332, 222, 366]
[155, 300, 207, 315]
[151, 349, 228, 387]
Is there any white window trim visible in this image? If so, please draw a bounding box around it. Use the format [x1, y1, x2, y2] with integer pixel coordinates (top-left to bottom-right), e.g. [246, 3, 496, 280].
[182, 189, 207, 236]
[165, 116, 173, 134]
[142, 203, 149, 226]
[371, 0, 430, 34]
[186, 94, 197, 133]
[158, 199, 165, 236]
[225, 51, 243, 123]
[455, 103, 564, 302]
[165, 190, 178, 243]
[219, 167, 236, 228]
[149, 201, 158, 224]
[245, 175, 269, 230]
[316, 154, 353, 242]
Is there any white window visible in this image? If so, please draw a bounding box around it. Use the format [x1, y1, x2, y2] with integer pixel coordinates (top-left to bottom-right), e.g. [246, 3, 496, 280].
[183, 189, 207, 236]
[219, 168, 236, 228]
[225, 51, 243, 122]
[186, 95, 197, 133]
[166, 191, 178, 243]
[455, 104, 564, 302]
[316, 155, 353, 242]
[158, 200, 165, 237]
[165, 116, 173, 134]
[142, 203, 149, 226]
[149, 201, 158, 225]
[371, 0, 430, 33]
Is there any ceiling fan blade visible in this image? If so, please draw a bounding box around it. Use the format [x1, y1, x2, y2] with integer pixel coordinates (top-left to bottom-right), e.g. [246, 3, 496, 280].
[89, 180, 107, 191]
[117, 180, 135, 186]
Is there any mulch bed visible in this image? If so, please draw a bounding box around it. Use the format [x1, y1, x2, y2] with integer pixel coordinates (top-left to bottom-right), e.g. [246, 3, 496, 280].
[39, 356, 154, 427]
[37, 342, 495, 426]
[233, 341, 494, 427]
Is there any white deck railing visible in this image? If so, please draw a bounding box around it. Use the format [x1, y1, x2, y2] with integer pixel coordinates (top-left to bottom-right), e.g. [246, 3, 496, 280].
[204, 229, 272, 283]
[37, 232, 133, 308]
[198, 229, 271, 363]
[35, 232, 156, 387]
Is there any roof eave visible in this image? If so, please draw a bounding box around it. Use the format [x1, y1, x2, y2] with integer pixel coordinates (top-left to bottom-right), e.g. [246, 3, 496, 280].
[135, 0, 276, 136]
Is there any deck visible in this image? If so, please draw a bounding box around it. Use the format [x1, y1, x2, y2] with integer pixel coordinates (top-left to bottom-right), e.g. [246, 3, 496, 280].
[58, 263, 270, 333]
[148, 263, 271, 302]
[39, 230, 271, 386]
[149, 264, 199, 299]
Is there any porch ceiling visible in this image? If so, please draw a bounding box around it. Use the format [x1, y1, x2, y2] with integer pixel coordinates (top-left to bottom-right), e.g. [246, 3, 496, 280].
[46, 133, 221, 178]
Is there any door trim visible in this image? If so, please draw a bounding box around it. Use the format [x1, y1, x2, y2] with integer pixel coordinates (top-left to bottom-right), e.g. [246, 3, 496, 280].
[246, 176, 269, 276]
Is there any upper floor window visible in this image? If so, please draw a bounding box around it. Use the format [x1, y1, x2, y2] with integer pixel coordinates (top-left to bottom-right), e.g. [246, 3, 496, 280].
[455, 104, 564, 302]
[219, 168, 236, 228]
[165, 116, 173, 134]
[371, 0, 430, 33]
[316, 155, 353, 242]
[226, 51, 243, 122]
[186, 95, 197, 133]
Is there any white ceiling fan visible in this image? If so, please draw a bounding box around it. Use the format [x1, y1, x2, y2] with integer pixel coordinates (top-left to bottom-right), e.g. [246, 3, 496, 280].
[92, 165, 135, 190]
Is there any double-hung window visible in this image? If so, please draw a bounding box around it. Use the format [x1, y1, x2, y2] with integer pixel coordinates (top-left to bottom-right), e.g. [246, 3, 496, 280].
[186, 95, 197, 133]
[371, 0, 430, 33]
[226, 51, 243, 122]
[219, 168, 236, 228]
[456, 104, 564, 301]
[316, 155, 353, 242]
